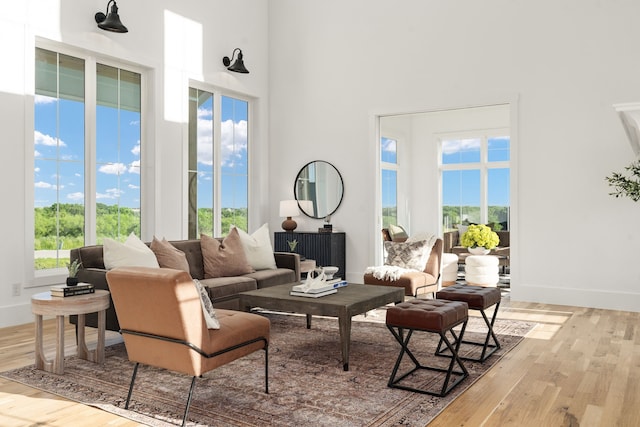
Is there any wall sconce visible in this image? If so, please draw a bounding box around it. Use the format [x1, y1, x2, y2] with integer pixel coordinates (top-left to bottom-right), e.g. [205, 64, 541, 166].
[222, 48, 249, 74]
[95, 0, 128, 33]
[279, 200, 300, 231]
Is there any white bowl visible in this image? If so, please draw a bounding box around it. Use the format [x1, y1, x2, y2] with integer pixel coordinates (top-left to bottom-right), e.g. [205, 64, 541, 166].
[322, 266, 339, 279]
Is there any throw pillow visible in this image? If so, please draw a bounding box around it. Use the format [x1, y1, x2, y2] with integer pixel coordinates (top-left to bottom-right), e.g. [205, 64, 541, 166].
[201, 228, 255, 278]
[103, 233, 160, 270]
[150, 237, 190, 273]
[232, 223, 277, 270]
[193, 279, 220, 329]
[388, 224, 409, 242]
[384, 240, 431, 271]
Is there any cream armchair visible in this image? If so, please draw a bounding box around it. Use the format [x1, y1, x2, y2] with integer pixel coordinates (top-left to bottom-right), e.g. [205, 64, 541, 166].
[106, 266, 270, 427]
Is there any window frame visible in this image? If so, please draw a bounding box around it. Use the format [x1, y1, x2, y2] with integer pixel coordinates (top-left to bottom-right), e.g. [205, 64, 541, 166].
[438, 128, 510, 230]
[186, 81, 252, 238]
[28, 40, 149, 287]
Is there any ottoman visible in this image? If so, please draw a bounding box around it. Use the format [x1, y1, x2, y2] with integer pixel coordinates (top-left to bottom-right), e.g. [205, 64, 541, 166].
[436, 283, 502, 362]
[464, 255, 499, 287]
[441, 253, 459, 287]
[385, 299, 469, 396]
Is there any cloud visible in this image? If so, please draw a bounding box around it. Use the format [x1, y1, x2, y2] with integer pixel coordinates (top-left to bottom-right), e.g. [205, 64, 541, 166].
[34, 130, 65, 147]
[442, 138, 481, 155]
[197, 108, 213, 166]
[99, 163, 127, 174]
[128, 160, 140, 174]
[35, 95, 56, 105]
[67, 192, 84, 201]
[97, 188, 124, 200]
[128, 184, 140, 189]
[35, 181, 57, 190]
[381, 138, 396, 153]
[220, 119, 247, 167]
[131, 141, 140, 156]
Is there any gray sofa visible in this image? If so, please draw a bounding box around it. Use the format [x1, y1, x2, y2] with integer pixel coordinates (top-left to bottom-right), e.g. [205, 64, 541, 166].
[69, 238, 301, 332]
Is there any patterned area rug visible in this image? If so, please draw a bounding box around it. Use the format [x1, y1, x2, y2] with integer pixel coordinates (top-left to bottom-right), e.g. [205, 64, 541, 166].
[1, 311, 535, 426]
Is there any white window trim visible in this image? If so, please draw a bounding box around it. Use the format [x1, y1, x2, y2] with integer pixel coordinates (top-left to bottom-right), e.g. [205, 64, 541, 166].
[27, 40, 150, 288]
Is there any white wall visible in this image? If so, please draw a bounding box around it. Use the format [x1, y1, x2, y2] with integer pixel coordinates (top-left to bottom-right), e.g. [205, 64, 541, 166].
[0, 0, 270, 328]
[268, 0, 640, 312]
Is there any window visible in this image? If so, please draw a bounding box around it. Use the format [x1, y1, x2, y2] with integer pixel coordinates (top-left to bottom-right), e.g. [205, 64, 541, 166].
[440, 133, 510, 231]
[34, 47, 142, 272]
[188, 88, 249, 238]
[381, 137, 398, 228]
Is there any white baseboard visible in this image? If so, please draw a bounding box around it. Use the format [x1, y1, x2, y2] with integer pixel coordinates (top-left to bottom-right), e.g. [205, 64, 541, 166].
[511, 284, 640, 313]
[0, 302, 36, 328]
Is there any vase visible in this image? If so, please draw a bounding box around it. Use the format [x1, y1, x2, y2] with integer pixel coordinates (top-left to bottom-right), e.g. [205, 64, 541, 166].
[468, 247, 490, 255]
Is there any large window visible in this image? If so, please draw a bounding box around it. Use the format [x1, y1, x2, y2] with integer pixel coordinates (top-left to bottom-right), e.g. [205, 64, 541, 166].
[34, 47, 142, 272]
[441, 134, 510, 231]
[381, 137, 398, 228]
[188, 88, 249, 238]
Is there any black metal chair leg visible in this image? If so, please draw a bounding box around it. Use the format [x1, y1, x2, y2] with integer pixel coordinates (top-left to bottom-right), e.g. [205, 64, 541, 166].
[125, 362, 139, 409]
[264, 346, 269, 394]
[182, 376, 197, 427]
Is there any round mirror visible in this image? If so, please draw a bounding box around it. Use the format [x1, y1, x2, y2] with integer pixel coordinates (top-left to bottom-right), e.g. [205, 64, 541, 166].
[294, 161, 344, 219]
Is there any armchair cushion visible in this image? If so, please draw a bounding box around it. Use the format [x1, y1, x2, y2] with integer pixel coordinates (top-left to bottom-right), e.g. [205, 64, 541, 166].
[384, 239, 431, 271]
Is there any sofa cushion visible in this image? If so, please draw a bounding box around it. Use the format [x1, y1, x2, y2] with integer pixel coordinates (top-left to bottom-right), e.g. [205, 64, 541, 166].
[244, 268, 296, 289]
[233, 223, 277, 270]
[150, 237, 190, 272]
[103, 233, 159, 269]
[199, 276, 257, 306]
[201, 229, 255, 278]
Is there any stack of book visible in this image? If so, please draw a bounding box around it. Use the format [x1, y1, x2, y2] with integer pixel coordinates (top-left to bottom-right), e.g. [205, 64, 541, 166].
[50, 282, 95, 297]
[290, 278, 348, 298]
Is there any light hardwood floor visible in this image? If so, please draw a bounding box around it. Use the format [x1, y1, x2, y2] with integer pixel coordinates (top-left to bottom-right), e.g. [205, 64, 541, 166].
[0, 295, 638, 427]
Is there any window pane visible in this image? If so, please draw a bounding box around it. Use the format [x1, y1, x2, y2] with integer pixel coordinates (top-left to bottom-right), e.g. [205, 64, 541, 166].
[442, 169, 480, 228]
[188, 88, 214, 238]
[381, 137, 397, 164]
[488, 136, 510, 162]
[381, 169, 397, 228]
[442, 138, 481, 164]
[221, 96, 248, 234]
[96, 64, 141, 242]
[34, 49, 85, 270]
[488, 168, 510, 231]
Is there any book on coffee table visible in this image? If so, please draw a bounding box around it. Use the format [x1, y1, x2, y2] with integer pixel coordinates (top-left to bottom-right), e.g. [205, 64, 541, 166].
[290, 289, 337, 298]
[50, 283, 95, 297]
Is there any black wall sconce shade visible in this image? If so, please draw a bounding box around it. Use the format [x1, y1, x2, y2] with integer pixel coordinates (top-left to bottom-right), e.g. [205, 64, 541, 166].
[223, 48, 249, 73]
[95, 0, 128, 33]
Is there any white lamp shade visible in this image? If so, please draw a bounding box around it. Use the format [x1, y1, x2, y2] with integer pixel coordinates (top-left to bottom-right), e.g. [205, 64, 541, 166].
[279, 200, 299, 217]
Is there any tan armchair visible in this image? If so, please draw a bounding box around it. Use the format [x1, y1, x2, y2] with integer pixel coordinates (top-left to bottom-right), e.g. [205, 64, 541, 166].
[364, 234, 443, 298]
[105, 266, 270, 427]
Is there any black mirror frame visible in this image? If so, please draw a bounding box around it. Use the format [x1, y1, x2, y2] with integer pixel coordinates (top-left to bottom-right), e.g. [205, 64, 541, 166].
[294, 160, 344, 219]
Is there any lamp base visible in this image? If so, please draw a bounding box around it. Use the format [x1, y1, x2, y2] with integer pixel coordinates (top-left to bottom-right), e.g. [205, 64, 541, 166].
[281, 217, 297, 231]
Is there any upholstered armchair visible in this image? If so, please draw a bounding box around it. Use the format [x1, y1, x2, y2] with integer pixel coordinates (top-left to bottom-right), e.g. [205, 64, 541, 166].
[105, 266, 270, 426]
[364, 234, 443, 298]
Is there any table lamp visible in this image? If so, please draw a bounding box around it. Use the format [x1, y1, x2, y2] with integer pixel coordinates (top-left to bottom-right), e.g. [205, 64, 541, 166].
[279, 200, 299, 231]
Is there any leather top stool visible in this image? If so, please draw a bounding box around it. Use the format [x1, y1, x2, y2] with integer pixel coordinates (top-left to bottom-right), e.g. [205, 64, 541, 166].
[385, 299, 469, 397]
[436, 283, 501, 362]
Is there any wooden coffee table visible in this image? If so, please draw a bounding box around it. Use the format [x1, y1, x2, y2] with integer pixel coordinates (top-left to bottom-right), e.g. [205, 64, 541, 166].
[31, 290, 110, 374]
[239, 283, 404, 371]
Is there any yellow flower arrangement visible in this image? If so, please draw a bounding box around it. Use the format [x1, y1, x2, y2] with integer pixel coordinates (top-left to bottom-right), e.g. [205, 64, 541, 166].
[460, 224, 500, 249]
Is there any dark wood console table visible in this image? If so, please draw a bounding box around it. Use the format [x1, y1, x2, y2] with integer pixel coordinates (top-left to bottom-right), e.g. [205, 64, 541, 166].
[274, 231, 345, 279]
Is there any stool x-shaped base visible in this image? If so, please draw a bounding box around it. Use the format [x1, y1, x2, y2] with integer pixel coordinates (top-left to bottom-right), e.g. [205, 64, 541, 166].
[387, 320, 469, 397]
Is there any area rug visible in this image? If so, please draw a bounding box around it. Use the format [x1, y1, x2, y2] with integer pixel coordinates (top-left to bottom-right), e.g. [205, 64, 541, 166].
[1, 311, 535, 427]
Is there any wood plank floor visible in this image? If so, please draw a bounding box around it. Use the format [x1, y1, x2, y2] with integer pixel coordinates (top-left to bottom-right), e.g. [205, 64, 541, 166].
[0, 295, 638, 426]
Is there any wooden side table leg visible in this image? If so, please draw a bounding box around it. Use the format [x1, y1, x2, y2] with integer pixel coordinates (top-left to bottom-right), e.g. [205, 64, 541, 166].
[96, 309, 106, 364]
[34, 314, 50, 371]
[77, 313, 89, 360]
[53, 315, 65, 374]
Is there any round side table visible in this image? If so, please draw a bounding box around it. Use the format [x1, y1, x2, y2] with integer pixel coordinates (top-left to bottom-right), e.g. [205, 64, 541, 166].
[31, 289, 110, 374]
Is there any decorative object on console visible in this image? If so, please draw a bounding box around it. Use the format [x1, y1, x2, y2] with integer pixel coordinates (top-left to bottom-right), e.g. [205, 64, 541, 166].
[95, 0, 128, 33]
[319, 214, 333, 233]
[222, 48, 249, 73]
[286, 239, 298, 252]
[66, 259, 82, 286]
[460, 224, 499, 253]
[279, 200, 300, 231]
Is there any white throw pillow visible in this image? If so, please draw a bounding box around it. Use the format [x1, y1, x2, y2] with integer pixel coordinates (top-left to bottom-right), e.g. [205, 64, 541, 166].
[232, 223, 277, 270]
[103, 233, 160, 270]
[194, 279, 220, 329]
